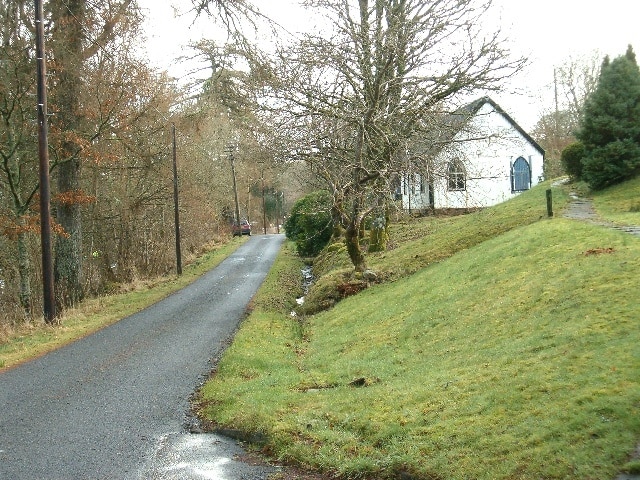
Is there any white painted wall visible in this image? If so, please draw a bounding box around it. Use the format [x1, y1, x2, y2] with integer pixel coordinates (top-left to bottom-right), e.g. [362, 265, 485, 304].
[401, 100, 544, 210]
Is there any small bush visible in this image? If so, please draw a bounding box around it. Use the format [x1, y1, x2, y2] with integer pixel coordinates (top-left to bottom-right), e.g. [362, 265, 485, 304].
[284, 191, 334, 257]
[561, 141, 586, 180]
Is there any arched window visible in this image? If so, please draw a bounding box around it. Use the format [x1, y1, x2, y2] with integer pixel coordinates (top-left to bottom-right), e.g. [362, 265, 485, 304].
[512, 157, 531, 192]
[447, 160, 466, 191]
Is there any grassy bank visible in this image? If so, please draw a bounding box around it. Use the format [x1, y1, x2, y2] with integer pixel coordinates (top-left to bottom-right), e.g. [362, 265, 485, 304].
[592, 176, 640, 225]
[197, 182, 640, 479]
[302, 182, 570, 313]
[0, 238, 248, 370]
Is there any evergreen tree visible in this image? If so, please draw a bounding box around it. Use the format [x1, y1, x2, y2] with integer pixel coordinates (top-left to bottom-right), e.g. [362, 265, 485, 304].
[577, 45, 640, 190]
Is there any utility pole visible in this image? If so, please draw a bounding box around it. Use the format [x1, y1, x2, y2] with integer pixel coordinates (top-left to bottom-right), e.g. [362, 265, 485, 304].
[35, 0, 56, 322]
[261, 166, 266, 234]
[227, 146, 241, 227]
[554, 67, 560, 142]
[172, 124, 182, 275]
[275, 189, 280, 234]
[278, 191, 284, 234]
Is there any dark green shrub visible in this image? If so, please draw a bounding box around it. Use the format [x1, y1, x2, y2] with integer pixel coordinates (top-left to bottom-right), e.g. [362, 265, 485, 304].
[284, 191, 333, 257]
[577, 45, 640, 190]
[561, 142, 586, 180]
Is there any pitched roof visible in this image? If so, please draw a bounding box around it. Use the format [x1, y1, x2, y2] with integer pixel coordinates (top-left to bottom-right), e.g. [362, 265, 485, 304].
[407, 96, 545, 163]
[458, 96, 545, 156]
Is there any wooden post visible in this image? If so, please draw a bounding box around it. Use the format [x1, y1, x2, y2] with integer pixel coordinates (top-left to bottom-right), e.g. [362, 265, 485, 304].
[261, 173, 267, 234]
[172, 124, 182, 275]
[228, 148, 241, 229]
[546, 189, 553, 217]
[35, 0, 56, 322]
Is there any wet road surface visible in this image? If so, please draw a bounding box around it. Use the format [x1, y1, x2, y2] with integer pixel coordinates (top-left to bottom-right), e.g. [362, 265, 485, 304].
[0, 235, 284, 479]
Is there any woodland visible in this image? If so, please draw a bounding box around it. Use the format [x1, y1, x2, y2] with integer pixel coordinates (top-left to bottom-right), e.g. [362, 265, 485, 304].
[0, 0, 296, 323]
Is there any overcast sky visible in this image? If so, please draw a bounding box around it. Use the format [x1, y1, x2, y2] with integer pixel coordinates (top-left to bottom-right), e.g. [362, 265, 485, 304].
[138, 1, 640, 130]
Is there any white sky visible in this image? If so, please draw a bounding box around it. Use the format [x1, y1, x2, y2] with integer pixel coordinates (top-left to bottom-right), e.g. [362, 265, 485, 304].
[137, 0, 640, 130]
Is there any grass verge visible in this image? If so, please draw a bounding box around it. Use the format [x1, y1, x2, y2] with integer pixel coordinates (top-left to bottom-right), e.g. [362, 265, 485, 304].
[197, 183, 639, 479]
[0, 238, 248, 371]
[592, 175, 640, 225]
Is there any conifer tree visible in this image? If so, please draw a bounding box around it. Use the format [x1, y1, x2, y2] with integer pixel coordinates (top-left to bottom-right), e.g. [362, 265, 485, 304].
[577, 45, 640, 190]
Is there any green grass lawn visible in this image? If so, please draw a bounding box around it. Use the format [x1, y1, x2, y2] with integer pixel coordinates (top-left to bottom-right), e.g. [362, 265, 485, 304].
[302, 181, 569, 313]
[592, 175, 640, 225]
[197, 181, 640, 479]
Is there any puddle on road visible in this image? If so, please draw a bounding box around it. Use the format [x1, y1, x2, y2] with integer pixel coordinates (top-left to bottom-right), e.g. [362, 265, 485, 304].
[139, 432, 276, 480]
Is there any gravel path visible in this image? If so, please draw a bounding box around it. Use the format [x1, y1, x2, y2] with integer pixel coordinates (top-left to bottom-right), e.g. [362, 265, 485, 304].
[561, 190, 640, 237]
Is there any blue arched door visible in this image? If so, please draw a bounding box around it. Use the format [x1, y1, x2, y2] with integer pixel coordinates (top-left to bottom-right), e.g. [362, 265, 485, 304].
[512, 157, 531, 192]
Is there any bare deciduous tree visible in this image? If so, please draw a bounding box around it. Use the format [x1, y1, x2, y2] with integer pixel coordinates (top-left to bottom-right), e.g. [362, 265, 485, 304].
[532, 53, 601, 179]
[265, 0, 524, 271]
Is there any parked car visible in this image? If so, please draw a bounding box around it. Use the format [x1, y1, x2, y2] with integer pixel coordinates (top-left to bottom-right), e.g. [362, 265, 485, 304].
[232, 219, 251, 236]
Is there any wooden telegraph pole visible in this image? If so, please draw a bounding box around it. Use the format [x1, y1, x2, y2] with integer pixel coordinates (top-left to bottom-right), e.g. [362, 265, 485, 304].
[227, 146, 241, 227]
[35, 0, 56, 322]
[172, 124, 182, 275]
[261, 166, 267, 234]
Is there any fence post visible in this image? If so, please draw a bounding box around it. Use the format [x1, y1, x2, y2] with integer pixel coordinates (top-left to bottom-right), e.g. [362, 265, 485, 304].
[546, 189, 553, 217]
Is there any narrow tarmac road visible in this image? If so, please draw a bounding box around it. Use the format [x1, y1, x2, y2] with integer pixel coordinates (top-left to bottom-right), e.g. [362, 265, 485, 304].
[0, 234, 285, 480]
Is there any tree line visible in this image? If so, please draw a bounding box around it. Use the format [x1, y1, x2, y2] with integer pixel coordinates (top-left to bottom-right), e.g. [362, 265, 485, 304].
[532, 45, 640, 189]
[0, 0, 288, 325]
[0, 0, 544, 321]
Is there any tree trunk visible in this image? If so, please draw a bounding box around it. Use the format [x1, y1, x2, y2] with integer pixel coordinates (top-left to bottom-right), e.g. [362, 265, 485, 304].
[52, 0, 86, 307]
[345, 218, 367, 272]
[55, 157, 84, 306]
[330, 204, 344, 240]
[17, 229, 32, 316]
